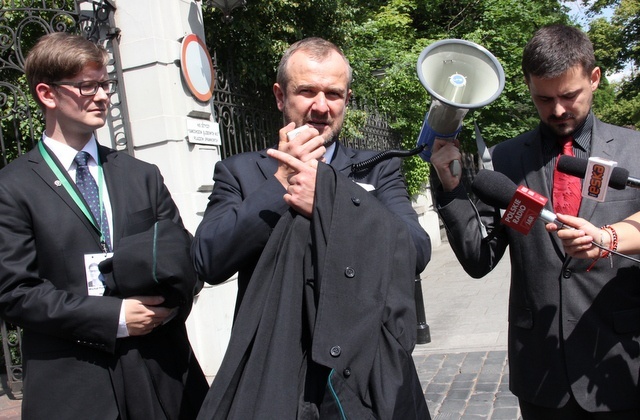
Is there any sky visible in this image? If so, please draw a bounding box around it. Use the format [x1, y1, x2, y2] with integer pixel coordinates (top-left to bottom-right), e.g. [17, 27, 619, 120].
[562, 1, 630, 82]
[563, 0, 593, 27]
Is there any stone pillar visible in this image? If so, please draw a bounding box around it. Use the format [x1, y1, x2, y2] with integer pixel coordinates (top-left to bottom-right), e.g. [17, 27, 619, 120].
[414, 189, 442, 250]
[96, 0, 235, 382]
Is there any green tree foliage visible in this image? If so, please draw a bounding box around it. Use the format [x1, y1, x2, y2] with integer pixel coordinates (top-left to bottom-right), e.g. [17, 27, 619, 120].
[0, 7, 69, 167]
[581, 0, 639, 128]
[203, 0, 635, 196]
[202, 0, 357, 100]
[344, 0, 570, 194]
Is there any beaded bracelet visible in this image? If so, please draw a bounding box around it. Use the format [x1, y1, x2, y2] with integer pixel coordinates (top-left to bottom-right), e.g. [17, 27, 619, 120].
[587, 225, 619, 271]
[600, 227, 612, 259]
[601, 225, 618, 268]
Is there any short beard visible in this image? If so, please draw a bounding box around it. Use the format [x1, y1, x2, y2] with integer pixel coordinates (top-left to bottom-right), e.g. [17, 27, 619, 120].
[323, 133, 339, 147]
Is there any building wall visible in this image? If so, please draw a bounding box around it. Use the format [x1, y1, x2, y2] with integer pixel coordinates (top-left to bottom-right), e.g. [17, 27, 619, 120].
[95, 0, 234, 381]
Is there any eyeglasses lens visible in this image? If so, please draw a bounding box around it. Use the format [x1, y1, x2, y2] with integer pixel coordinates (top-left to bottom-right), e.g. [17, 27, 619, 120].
[79, 80, 117, 96]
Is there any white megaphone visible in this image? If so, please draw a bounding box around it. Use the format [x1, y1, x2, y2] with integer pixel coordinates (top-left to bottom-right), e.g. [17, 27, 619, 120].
[416, 39, 505, 175]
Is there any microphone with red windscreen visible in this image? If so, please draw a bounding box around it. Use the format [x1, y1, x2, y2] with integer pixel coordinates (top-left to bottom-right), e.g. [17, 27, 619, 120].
[471, 169, 566, 234]
[471, 169, 640, 263]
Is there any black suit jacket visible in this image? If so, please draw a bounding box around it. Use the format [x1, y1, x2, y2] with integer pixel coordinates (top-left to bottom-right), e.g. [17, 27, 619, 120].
[192, 141, 431, 313]
[197, 163, 429, 419]
[434, 118, 640, 411]
[0, 144, 207, 419]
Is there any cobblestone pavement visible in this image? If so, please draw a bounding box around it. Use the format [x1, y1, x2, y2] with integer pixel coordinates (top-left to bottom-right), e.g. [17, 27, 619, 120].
[415, 350, 519, 419]
[413, 239, 521, 419]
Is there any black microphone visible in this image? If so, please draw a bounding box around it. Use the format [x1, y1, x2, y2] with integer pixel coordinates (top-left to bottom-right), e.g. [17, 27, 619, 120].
[471, 168, 640, 263]
[557, 156, 640, 190]
[471, 169, 566, 234]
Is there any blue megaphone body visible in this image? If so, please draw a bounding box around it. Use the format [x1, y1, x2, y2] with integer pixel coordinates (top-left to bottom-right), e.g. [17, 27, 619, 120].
[415, 39, 505, 167]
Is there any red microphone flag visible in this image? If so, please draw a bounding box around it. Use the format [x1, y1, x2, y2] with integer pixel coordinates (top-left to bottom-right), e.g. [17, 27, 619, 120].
[501, 185, 548, 235]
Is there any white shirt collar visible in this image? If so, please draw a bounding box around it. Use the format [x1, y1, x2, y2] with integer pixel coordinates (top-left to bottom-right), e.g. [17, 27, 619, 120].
[42, 135, 99, 170]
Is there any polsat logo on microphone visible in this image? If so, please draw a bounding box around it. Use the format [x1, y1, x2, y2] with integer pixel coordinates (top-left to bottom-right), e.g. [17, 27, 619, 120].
[501, 185, 547, 235]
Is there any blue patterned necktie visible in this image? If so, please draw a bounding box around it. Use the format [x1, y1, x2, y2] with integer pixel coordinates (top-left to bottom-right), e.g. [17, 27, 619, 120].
[74, 151, 111, 252]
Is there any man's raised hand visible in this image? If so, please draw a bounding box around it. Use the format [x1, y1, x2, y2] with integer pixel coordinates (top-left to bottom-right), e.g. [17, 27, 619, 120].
[268, 147, 319, 218]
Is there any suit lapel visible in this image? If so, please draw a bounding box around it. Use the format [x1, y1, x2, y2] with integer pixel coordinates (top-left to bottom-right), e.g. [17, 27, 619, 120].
[578, 119, 614, 222]
[29, 145, 103, 248]
[521, 129, 551, 200]
[99, 146, 126, 247]
[256, 148, 277, 181]
[329, 142, 355, 175]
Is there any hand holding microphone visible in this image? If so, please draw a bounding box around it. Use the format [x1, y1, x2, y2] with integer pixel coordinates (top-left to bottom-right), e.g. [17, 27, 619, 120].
[279, 123, 325, 164]
[274, 123, 324, 187]
[471, 169, 640, 264]
[271, 124, 325, 218]
[546, 213, 605, 259]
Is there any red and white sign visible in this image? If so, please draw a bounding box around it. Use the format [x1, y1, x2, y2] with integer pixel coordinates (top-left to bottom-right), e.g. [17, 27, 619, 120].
[180, 34, 215, 102]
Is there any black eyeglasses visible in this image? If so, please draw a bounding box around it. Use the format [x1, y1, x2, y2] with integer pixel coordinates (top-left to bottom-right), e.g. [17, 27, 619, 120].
[50, 79, 118, 96]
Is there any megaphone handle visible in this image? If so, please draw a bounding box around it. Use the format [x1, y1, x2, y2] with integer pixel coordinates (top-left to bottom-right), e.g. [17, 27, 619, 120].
[450, 159, 461, 177]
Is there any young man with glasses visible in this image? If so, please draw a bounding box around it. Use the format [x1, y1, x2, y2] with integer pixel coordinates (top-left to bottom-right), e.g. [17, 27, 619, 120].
[0, 32, 207, 419]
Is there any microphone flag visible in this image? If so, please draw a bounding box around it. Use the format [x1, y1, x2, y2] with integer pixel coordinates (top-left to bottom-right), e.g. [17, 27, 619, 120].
[581, 157, 617, 202]
[501, 185, 548, 235]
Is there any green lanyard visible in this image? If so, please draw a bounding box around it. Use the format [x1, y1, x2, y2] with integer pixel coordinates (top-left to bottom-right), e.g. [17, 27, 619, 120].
[38, 141, 109, 251]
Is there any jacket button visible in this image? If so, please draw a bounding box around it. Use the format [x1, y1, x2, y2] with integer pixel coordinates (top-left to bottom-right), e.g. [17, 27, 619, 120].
[351, 197, 361, 206]
[344, 267, 355, 278]
[562, 269, 572, 279]
[330, 345, 341, 357]
[343, 368, 351, 377]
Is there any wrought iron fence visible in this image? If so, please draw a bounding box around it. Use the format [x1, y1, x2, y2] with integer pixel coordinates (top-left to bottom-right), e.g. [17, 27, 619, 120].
[212, 83, 401, 159]
[213, 75, 281, 158]
[344, 99, 401, 151]
[212, 53, 401, 159]
[0, 322, 22, 396]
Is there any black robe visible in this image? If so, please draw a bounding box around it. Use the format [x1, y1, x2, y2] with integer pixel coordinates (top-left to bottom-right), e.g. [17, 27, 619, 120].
[197, 163, 430, 419]
[101, 219, 209, 420]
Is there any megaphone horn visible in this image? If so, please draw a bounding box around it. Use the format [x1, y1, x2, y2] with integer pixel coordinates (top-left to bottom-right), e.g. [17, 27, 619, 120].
[415, 39, 505, 174]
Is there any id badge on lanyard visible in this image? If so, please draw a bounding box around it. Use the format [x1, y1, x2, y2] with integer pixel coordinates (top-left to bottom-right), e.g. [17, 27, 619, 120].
[84, 253, 113, 296]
